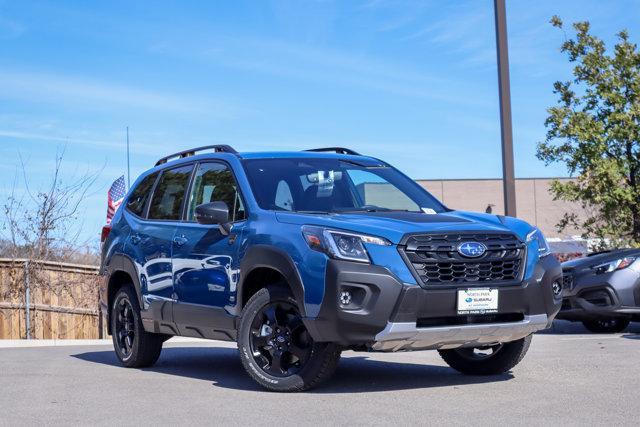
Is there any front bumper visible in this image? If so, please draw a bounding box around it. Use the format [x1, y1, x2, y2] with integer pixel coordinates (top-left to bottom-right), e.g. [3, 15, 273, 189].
[303, 255, 562, 351]
[556, 267, 640, 321]
[372, 314, 548, 352]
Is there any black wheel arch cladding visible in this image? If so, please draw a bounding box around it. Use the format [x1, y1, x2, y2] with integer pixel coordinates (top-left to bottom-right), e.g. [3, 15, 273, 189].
[104, 253, 144, 334]
[237, 244, 307, 316]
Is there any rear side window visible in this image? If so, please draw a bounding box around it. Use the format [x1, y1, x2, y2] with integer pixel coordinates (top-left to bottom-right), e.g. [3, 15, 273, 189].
[148, 165, 193, 220]
[126, 172, 158, 217]
[186, 162, 246, 222]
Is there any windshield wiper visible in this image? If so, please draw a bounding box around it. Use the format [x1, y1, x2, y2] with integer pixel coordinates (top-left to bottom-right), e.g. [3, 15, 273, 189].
[336, 208, 386, 213]
[335, 206, 411, 213]
[293, 210, 332, 215]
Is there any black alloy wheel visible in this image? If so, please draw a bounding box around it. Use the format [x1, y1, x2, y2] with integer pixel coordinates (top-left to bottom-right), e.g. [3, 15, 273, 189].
[249, 301, 312, 377]
[237, 287, 341, 391]
[110, 286, 164, 368]
[114, 296, 136, 360]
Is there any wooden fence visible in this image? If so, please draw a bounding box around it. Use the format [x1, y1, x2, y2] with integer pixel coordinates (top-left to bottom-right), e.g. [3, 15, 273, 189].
[0, 258, 106, 339]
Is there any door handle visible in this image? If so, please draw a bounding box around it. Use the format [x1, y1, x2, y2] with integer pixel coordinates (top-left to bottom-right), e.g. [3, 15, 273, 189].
[228, 233, 237, 245]
[130, 233, 141, 245]
[173, 235, 188, 247]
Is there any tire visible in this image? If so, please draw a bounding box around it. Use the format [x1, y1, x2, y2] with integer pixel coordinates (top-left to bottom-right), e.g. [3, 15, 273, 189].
[110, 285, 164, 368]
[438, 335, 532, 375]
[582, 317, 630, 333]
[237, 287, 341, 392]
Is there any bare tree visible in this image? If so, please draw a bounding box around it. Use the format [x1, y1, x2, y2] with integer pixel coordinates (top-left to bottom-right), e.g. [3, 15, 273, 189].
[0, 147, 105, 339]
[2, 147, 102, 263]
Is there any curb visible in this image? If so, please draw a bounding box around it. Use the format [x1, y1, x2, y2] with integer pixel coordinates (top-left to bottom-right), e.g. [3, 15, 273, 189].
[0, 336, 219, 349]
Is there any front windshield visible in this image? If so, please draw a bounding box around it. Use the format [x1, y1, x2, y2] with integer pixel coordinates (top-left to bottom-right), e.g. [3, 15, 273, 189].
[242, 158, 447, 214]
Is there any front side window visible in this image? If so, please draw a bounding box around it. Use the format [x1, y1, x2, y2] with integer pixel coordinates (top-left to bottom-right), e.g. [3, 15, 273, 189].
[126, 172, 158, 217]
[148, 165, 193, 220]
[242, 158, 446, 214]
[186, 162, 246, 222]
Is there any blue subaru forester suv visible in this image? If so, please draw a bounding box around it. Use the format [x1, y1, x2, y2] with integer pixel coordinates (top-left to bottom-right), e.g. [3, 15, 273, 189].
[100, 145, 562, 391]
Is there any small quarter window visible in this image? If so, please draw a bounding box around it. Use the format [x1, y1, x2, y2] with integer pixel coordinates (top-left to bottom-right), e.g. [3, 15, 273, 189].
[126, 172, 158, 217]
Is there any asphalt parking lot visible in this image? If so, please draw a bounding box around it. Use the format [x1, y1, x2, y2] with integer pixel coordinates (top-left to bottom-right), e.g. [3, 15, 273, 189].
[1, 321, 639, 426]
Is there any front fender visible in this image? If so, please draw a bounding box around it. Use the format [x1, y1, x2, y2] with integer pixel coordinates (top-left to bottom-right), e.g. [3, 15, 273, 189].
[236, 245, 307, 316]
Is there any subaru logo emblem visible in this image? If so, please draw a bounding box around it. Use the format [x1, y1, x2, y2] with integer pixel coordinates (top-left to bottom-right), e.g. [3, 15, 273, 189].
[457, 242, 487, 258]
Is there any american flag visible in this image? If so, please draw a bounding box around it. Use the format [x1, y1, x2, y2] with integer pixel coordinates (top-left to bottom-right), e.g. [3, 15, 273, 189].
[106, 175, 126, 224]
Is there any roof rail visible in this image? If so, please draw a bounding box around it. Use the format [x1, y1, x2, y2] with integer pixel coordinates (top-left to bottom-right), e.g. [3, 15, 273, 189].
[304, 147, 361, 155]
[155, 145, 238, 166]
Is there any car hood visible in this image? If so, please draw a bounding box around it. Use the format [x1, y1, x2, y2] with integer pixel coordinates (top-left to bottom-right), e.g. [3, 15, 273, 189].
[562, 248, 640, 270]
[275, 210, 533, 244]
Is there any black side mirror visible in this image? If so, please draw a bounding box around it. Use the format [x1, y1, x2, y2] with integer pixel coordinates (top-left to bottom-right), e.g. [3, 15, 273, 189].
[195, 201, 232, 235]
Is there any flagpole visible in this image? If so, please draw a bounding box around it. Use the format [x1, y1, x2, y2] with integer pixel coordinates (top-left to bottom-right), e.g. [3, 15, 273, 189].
[126, 126, 131, 189]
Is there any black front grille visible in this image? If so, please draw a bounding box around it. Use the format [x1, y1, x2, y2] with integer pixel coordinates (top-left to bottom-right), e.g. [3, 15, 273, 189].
[400, 232, 525, 286]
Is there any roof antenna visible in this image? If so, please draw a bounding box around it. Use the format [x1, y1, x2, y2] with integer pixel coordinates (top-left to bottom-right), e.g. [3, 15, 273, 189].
[126, 126, 131, 189]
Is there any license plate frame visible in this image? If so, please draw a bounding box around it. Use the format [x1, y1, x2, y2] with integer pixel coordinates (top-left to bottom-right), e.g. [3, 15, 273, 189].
[457, 288, 498, 315]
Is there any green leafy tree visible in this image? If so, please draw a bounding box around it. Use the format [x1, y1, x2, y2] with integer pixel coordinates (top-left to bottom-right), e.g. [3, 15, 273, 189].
[537, 16, 640, 247]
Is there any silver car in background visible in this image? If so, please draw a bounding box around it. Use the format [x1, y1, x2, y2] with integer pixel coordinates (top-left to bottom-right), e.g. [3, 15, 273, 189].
[557, 249, 640, 333]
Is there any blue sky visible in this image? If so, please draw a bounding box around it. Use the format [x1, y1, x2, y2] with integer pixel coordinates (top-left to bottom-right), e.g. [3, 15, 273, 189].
[1, 0, 640, 244]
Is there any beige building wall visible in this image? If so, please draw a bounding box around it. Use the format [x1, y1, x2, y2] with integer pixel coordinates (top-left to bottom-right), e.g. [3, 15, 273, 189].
[417, 178, 585, 238]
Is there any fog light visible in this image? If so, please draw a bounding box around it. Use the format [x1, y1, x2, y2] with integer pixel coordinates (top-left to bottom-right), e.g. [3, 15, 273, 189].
[339, 290, 352, 306]
[552, 281, 562, 297]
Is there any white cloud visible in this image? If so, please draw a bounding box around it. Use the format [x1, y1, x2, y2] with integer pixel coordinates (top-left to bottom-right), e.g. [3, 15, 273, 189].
[0, 69, 243, 117]
[156, 35, 492, 107]
[0, 129, 164, 156]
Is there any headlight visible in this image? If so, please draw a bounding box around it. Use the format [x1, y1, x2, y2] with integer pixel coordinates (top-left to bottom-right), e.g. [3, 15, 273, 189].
[593, 257, 636, 274]
[526, 227, 551, 257]
[302, 226, 391, 263]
